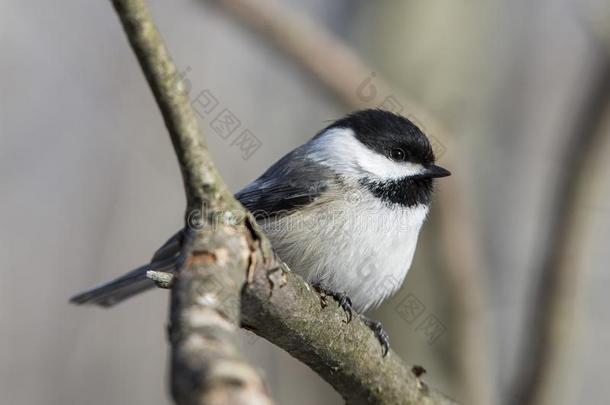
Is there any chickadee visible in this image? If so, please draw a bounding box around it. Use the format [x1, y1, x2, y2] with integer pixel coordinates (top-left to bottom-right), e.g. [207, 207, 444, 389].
[71, 109, 450, 355]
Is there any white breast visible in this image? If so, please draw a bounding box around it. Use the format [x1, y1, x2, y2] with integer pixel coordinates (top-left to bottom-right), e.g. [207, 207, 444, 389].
[259, 194, 429, 313]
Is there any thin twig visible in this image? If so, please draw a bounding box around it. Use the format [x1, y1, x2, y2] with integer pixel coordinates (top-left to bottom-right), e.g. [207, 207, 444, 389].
[146, 270, 175, 288]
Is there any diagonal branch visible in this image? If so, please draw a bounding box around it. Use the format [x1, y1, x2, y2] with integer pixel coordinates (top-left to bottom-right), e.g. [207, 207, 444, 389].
[111, 0, 236, 215]
[111, 1, 271, 404]
[110, 0, 456, 403]
[242, 258, 458, 405]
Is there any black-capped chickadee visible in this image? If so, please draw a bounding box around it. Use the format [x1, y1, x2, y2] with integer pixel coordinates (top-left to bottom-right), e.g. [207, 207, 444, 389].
[71, 109, 450, 355]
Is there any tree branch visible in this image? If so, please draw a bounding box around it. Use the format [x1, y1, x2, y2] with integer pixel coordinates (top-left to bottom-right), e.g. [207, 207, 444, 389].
[242, 258, 457, 405]
[110, 1, 271, 404]
[111, 0, 456, 403]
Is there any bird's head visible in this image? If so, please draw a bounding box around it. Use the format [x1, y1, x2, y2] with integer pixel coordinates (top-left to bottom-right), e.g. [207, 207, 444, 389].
[309, 109, 450, 207]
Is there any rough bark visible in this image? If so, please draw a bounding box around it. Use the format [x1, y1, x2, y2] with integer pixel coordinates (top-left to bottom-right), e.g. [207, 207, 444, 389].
[111, 1, 272, 404]
[241, 252, 457, 405]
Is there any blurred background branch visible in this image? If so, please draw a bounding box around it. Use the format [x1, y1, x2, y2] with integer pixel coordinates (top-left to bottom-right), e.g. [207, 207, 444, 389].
[512, 23, 610, 405]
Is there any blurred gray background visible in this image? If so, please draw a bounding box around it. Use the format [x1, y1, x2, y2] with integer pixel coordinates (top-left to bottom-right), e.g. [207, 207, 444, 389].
[1, 0, 609, 404]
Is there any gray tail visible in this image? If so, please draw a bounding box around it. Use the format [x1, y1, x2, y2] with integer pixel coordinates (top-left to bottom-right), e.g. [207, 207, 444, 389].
[69, 265, 154, 307]
[70, 230, 185, 308]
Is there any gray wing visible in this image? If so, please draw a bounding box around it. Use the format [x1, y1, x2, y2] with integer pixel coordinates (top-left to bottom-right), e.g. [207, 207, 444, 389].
[71, 145, 333, 307]
[235, 145, 334, 218]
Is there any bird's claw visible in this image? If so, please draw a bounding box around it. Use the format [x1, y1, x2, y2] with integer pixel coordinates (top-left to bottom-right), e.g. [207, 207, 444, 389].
[361, 316, 390, 357]
[336, 292, 353, 323]
[313, 285, 388, 356]
[314, 285, 353, 324]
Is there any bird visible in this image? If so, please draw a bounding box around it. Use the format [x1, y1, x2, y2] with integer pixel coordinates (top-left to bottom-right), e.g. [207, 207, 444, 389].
[70, 109, 451, 356]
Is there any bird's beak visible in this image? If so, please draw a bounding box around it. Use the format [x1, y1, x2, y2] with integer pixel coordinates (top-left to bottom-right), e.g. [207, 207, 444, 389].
[423, 165, 451, 178]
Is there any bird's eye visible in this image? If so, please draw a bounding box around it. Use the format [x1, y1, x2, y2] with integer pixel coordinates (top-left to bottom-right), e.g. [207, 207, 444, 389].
[390, 148, 406, 161]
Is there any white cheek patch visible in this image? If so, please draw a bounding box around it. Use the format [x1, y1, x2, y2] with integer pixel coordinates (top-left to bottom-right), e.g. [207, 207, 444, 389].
[357, 152, 424, 179]
[308, 127, 425, 180]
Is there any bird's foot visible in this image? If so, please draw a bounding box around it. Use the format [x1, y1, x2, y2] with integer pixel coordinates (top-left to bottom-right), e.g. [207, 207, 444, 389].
[360, 315, 390, 357]
[314, 285, 353, 323]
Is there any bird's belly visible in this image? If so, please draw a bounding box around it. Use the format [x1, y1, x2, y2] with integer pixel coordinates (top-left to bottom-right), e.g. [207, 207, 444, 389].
[260, 202, 428, 312]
